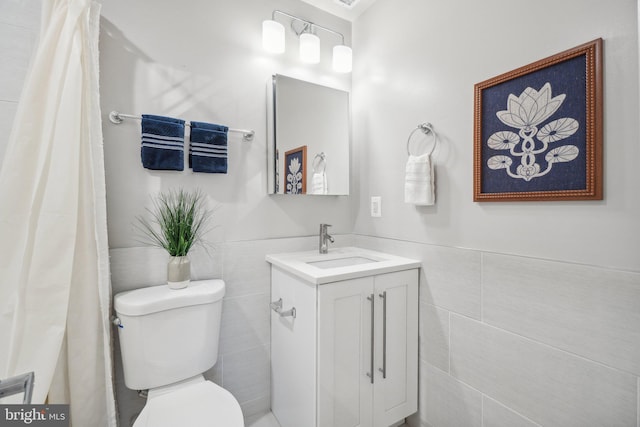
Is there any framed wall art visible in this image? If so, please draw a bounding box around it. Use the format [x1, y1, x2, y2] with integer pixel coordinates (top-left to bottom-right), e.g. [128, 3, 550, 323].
[473, 39, 603, 201]
[284, 145, 307, 194]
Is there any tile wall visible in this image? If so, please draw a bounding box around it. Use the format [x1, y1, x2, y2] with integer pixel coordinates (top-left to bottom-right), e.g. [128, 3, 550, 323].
[353, 235, 640, 427]
[111, 233, 640, 426]
[109, 235, 354, 426]
[0, 0, 40, 165]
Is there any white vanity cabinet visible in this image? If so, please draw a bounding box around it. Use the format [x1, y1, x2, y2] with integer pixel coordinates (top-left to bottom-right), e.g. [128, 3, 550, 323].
[317, 269, 418, 427]
[267, 248, 419, 427]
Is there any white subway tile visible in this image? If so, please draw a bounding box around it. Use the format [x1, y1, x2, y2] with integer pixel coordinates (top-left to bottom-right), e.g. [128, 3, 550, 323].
[353, 236, 482, 319]
[240, 395, 271, 423]
[109, 245, 222, 293]
[219, 293, 270, 355]
[0, 0, 41, 30]
[482, 396, 540, 427]
[0, 23, 32, 101]
[109, 246, 170, 292]
[419, 245, 482, 319]
[421, 301, 450, 372]
[421, 361, 482, 427]
[483, 253, 640, 375]
[354, 234, 423, 259]
[223, 241, 279, 298]
[223, 346, 270, 405]
[203, 354, 223, 386]
[450, 315, 637, 427]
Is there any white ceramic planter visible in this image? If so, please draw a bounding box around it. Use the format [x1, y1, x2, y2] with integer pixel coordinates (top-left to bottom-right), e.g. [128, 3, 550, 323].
[167, 256, 190, 289]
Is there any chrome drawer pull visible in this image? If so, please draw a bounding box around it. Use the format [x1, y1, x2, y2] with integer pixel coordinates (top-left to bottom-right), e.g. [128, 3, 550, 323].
[366, 294, 375, 384]
[378, 291, 387, 379]
[270, 298, 296, 318]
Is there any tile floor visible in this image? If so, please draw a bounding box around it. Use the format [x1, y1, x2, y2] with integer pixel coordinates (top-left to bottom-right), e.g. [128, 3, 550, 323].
[246, 412, 409, 427]
[247, 412, 280, 427]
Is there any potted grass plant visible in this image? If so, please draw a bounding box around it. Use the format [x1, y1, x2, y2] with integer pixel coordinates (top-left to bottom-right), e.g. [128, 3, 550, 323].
[136, 189, 211, 289]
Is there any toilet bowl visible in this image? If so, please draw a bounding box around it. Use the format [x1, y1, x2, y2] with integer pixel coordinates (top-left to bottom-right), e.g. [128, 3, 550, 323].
[133, 375, 242, 427]
[114, 279, 243, 427]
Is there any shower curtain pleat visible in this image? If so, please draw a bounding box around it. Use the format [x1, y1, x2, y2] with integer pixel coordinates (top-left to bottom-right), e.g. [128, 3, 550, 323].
[0, 0, 116, 425]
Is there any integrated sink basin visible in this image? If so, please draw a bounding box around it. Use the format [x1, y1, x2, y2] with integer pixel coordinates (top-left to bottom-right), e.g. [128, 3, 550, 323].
[266, 247, 420, 284]
[307, 256, 378, 269]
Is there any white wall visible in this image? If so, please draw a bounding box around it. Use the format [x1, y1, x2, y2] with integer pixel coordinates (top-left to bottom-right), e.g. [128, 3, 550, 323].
[99, 0, 352, 424]
[353, 1, 640, 426]
[352, 0, 640, 272]
[100, 0, 352, 249]
[3, 0, 638, 426]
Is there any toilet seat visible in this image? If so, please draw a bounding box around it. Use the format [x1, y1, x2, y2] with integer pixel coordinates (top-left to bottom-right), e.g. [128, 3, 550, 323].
[133, 376, 244, 427]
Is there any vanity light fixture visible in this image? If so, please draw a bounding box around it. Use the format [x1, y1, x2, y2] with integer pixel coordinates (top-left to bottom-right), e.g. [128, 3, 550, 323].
[332, 44, 352, 73]
[262, 19, 285, 53]
[262, 10, 352, 73]
[299, 32, 321, 64]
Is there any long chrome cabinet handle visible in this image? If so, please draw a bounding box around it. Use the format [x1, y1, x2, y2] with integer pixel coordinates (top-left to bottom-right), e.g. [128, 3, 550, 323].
[270, 298, 296, 318]
[366, 293, 375, 384]
[378, 291, 387, 379]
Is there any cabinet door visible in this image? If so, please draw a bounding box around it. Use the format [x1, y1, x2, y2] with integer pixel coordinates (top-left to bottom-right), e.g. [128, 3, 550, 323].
[318, 277, 374, 427]
[373, 269, 419, 427]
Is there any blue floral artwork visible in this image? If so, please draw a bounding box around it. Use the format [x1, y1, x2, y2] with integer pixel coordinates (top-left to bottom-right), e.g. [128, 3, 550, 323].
[284, 145, 307, 194]
[474, 39, 602, 201]
[481, 56, 586, 193]
[287, 157, 302, 193]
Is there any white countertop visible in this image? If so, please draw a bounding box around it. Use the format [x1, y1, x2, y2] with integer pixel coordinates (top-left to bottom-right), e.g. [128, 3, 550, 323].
[265, 246, 421, 285]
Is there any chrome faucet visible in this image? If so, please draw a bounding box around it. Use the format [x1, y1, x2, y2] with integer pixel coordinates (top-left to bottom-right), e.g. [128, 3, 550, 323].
[319, 223, 334, 254]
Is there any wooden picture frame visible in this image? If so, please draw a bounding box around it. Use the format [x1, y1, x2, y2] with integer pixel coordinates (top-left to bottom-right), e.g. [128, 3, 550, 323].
[284, 145, 307, 194]
[473, 39, 603, 201]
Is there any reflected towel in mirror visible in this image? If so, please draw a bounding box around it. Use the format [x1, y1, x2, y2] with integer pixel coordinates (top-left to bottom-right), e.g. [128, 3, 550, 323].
[310, 171, 328, 195]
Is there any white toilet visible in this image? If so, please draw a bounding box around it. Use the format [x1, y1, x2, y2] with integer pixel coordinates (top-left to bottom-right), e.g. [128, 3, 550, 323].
[114, 279, 244, 427]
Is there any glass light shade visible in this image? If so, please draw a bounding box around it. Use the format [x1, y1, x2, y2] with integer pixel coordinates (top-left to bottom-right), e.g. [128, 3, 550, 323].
[332, 45, 352, 73]
[262, 20, 285, 54]
[299, 33, 320, 64]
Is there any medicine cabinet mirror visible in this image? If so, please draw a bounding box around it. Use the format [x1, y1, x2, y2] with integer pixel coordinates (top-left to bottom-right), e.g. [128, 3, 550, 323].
[267, 74, 350, 195]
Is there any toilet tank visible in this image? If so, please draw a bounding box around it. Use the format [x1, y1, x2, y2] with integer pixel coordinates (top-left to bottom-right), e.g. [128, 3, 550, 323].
[114, 279, 225, 390]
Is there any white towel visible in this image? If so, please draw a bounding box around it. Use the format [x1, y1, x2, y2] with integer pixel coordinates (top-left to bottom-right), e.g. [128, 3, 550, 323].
[310, 172, 328, 195]
[404, 153, 435, 205]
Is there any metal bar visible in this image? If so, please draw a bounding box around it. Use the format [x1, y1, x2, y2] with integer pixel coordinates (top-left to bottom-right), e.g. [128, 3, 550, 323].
[270, 298, 296, 318]
[406, 122, 437, 156]
[378, 291, 387, 379]
[366, 294, 375, 384]
[0, 372, 35, 404]
[272, 9, 346, 44]
[108, 111, 255, 142]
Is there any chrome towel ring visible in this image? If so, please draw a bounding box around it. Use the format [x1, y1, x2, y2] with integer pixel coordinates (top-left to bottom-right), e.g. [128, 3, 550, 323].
[406, 122, 437, 156]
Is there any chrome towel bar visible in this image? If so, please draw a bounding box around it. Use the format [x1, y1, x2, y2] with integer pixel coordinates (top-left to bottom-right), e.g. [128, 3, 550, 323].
[108, 110, 255, 142]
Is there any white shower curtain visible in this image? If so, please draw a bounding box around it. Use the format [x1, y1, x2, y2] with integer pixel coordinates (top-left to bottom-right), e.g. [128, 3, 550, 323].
[0, 0, 116, 425]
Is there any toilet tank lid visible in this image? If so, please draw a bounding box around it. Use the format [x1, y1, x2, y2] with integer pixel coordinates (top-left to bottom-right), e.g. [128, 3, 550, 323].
[114, 279, 225, 316]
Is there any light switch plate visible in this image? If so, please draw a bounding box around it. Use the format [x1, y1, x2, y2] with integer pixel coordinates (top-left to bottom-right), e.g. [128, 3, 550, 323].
[370, 196, 382, 217]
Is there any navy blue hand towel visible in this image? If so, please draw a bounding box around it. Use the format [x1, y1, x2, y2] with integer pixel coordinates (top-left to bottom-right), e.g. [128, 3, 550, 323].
[189, 121, 229, 174]
[141, 114, 185, 171]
